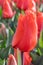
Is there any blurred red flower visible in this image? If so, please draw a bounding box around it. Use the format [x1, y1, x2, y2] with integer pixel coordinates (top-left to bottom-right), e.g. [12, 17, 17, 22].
[7, 54, 17, 65]
[12, 10, 38, 52]
[0, 23, 6, 33]
[14, 0, 36, 11]
[13, 0, 17, 2]
[0, 0, 11, 7]
[37, 11, 43, 38]
[0, 0, 3, 6]
[2, 0, 16, 18]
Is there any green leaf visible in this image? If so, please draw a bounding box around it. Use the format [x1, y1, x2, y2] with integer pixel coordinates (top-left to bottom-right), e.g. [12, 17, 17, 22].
[30, 51, 39, 62]
[30, 51, 43, 65]
[0, 46, 11, 59]
[0, 7, 2, 17]
[0, 34, 7, 48]
[39, 30, 43, 48]
[0, 59, 5, 65]
[17, 49, 22, 65]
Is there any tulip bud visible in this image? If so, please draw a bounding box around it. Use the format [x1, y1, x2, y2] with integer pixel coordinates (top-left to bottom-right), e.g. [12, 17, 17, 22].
[7, 54, 17, 65]
[2, 0, 16, 18]
[0, 23, 7, 38]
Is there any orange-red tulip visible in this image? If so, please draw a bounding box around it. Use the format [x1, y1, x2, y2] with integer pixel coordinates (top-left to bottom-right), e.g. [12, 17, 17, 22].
[12, 10, 38, 52]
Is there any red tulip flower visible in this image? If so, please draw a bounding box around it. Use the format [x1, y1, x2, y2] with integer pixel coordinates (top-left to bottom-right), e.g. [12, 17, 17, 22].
[37, 11, 43, 38]
[2, 0, 16, 18]
[0, 0, 3, 6]
[7, 54, 17, 65]
[12, 10, 38, 52]
[14, 0, 36, 11]
[0, 0, 11, 7]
